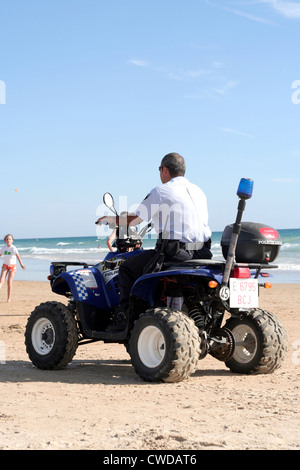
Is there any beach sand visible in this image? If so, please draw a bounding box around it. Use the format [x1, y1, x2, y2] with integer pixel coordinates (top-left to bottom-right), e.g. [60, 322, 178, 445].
[0, 281, 299, 450]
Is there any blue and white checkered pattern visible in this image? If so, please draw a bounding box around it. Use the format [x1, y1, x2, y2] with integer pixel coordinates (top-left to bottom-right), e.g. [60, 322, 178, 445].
[70, 272, 89, 301]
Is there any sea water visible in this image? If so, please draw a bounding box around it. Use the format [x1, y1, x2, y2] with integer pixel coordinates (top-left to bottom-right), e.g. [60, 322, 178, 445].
[6, 228, 300, 283]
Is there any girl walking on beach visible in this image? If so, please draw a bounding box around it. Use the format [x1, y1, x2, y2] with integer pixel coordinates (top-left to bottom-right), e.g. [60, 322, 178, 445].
[0, 234, 26, 302]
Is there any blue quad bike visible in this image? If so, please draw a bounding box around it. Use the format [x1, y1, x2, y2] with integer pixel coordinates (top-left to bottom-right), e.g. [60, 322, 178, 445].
[25, 179, 288, 383]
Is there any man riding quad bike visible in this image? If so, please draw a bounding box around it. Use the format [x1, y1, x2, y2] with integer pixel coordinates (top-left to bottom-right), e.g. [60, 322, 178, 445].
[25, 176, 287, 383]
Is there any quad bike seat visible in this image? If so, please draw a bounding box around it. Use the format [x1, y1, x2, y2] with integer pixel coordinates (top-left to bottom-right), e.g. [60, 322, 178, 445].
[163, 259, 226, 270]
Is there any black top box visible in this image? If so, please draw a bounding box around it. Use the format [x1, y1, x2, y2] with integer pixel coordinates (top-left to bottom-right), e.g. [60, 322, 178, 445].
[221, 222, 282, 264]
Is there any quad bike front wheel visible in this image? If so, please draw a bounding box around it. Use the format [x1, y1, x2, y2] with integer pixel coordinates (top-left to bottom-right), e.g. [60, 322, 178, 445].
[225, 308, 288, 374]
[128, 307, 200, 383]
[25, 301, 78, 370]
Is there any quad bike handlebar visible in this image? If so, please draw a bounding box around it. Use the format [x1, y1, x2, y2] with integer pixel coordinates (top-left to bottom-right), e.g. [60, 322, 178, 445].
[96, 192, 153, 252]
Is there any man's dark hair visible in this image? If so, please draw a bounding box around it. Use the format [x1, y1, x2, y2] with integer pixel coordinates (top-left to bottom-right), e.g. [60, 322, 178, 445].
[161, 152, 186, 177]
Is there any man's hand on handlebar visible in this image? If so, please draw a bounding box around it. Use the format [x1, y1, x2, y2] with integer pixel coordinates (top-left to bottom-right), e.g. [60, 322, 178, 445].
[95, 213, 143, 227]
[95, 216, 116, 226]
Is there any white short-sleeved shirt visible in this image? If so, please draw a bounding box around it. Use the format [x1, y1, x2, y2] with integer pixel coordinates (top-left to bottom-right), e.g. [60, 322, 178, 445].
[0, 245, 19, 265]
[135, 176, 211, 243]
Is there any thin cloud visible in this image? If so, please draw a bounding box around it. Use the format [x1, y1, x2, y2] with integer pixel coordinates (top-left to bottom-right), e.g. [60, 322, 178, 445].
[129, 58, 211, 81]
[128, 57, 238, 100]
[259, 0, 300, 19]
[184, 69, 210, 78]
[204, 0, 276, 25]
[169, 68, 211, 81]
[271, 177, 300, 183]
[221, 127, 255, 138]
[129, 59, 151, 68]
[212, 61, 224, 69]
[168, 71, 207, 81]
[128, 59, 165, 74]
[214, 80, 239, 95]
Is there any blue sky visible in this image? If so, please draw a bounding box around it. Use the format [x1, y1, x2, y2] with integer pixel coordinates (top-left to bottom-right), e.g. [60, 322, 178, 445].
[1, 0, 300, 238]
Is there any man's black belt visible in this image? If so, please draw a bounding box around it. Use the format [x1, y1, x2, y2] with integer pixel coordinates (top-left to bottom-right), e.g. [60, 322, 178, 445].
[156, 238, 211, 252]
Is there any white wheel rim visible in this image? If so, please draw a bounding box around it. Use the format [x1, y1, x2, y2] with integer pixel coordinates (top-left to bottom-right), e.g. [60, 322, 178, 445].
[232, 324, 257, 364]
[31, 317, 55, 355]
[137, 325, 166, 368]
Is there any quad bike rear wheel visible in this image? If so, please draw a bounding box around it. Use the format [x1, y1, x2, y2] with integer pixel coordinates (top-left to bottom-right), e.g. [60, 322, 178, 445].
[225, 308, 288, 374]
[128, 307, 200, 383]
[25, 301, 78, 370]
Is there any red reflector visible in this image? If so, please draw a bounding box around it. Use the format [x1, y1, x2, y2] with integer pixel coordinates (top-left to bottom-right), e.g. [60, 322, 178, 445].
[208, 280, 218, 288]
[233, 267, 251, 278]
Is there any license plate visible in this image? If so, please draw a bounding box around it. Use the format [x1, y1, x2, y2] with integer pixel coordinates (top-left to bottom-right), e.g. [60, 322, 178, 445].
[229, 279, 258, 308]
